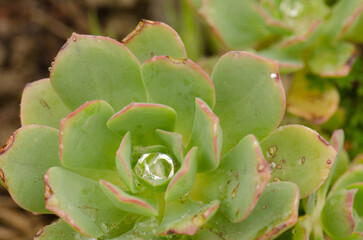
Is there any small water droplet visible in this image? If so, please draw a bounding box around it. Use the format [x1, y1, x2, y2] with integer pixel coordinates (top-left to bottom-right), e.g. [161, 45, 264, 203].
[48, 67, 52, 72]
[269, 162, 276, 169]
[72, 36, 76, 41]
[280, 0, 303, 18]
[270, 73, 278, 79]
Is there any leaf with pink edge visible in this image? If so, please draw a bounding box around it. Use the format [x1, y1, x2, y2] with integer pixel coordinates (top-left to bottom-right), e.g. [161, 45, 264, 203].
[346, 183, 363, 217]
[208, 182, 299, 240]
[212, 51, 285, 155]
[187, 98, 222, 172]
[260, 125, 337, 198]
[331, 165, 363, 194]
[20, 78, 70, 128]
[165, 147, 198, 202]
[141, 56, 215, 143]
[45, 167, 127, 238]
[322, 188, 357, 238]
[51, 33, 147, 111]
[122, 20, 187, 63]
[99, 180, 158, 217]
[35, 220, 89, 240]
[116, 132, 137, 193]
[190, 134, 270, 223]
[156, 129, 184, 164]
[60, 100, 121, 170]
[155, 199, 220, 236]
[0, 125, 60, 213]
[107, 103, 176, 146]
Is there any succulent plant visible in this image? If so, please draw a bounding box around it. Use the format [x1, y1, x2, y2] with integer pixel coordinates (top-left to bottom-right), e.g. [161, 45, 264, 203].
[185, 0, 363, 126]
[0, 20, 338, 239]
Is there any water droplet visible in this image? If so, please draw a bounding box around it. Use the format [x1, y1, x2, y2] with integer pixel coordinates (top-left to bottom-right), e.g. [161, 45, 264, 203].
[270, 73, 278, 79]
[219, 185, 223, 190]
[48, 67, 52, 72]
[72, 36, 76, 41]
[280, 0, 303, 18]
[51, 61, 54, 66]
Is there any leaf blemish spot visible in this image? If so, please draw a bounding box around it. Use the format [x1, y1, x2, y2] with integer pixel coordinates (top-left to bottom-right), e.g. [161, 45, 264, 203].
[231, 183, 240, 199]
[262, 205, 267, 210]
[257, 164, 265, 172]
[318, 135, 329, 146]
[327, 159, 332, 165]
[267, 145, 277, 158]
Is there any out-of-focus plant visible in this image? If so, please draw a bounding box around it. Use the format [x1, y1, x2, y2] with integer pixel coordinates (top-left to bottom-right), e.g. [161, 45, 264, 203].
[0, 20, 339, 239]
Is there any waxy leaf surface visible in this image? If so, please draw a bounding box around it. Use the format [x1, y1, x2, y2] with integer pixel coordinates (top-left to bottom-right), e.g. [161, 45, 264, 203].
[45, 167, 127, 238]
[0, 125, 60, 213]
[60, 100, 121, 170]
[261, 125, 337, 198]
[141, 56, 215, 143]
[51, 33, 147, 111]
[156, 129, 184, 164]
[212, 51, 285, 154]
[20, 78, 70, 128]
[122, 20, 187, 63]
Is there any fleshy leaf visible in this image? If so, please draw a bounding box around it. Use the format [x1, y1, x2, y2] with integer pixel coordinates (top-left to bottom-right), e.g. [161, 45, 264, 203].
[141, 56, 215, 143]
[155, 199, 220, 236]
[156, 129, 184, 164]
[212, 51, 285, 154]
[346, 183, 363, 217]
[112, 217, 163, 240]
[116, 132, 137, 193]
[209, 182, 299, 240]
[100, 180, 158, 217]
[331, 165, 363, 194]
[187, 98, 222, 172]
[0, 125, 60, 213]
[322, 189, 357, 238]
[51, 33, 147, 111]
[260, 125, 337, 198]
[20, 78, 70, 128]
[122, 20, 187, 63]
[107, 103, 176, 146]
[190, 134, 270, 223]
[45, 167, 127, 238]
[287, 72, 339, 124]
[165, 147, 198, 202]
[35, 219, 89, 240]
[60, 100, 121, 170]
[199, 0, 287, 48]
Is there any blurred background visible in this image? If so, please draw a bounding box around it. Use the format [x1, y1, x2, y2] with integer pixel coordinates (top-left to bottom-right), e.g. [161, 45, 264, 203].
[1, 0, 363, 239]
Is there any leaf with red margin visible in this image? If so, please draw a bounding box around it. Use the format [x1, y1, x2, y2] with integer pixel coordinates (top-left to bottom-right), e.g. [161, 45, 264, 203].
[122, 20, 187, 63]
[331, 165, 363, 195]
[34, 219, 89, 240]
[141, 56, 215, 144]
[212, 51, 285, 155]
[165, 147, 198, 202]
[60, 100, 121, 170]
[116, 132, 137, 193]
[187, 98, 222, 172]
[155, 199, 220, 236]
[208, 182, 299, 240]
[45, 167, 127, 238]
[190, 134, 270, 223]
[0, 125, 60, 213]
[99, 180, 158, 217]
[322, 189, 357, 238]
[20, 78, 70, 128]
[156, 129, 184, 165]
[107, 102, 176, 146]
[51, 33, 147, 111]
[260, 125, 337, 198]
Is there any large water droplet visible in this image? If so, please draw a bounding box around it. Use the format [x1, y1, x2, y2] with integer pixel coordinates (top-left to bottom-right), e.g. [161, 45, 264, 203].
[280, 0, 303, 18]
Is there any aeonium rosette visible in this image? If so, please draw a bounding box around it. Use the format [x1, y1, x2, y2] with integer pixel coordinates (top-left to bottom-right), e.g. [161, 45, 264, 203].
[0, 20, 336, 240]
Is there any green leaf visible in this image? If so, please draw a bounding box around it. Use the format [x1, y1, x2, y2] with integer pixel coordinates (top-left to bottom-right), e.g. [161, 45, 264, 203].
[346, 183, 363, 217]
[51, 33, 147, 111]
[141, 56, 215, 143]
[208, 182, 299, 240]
[322, 189, 357, 238]
[155, 199, 220, 236]
[187, 98, 222, 172]
[60, 100, 121, 170]
[331, 165, 363, 194]
[260, 125, 337, 198]
[116, 132, 137, 193]
[100, 180, 158, 217]
[20, 78, 70, 128]
[156, 129, 184, 164]
[35, 219, 89, 240]
[107, 103, 176, 146]
[190, 134, 270, 223]
[165, 147, 198, 202]
[122, 20, 187, 63]
[212, 51, 285, 154]
[45, 167, 127, 238]
[0, 125, 60, 213]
